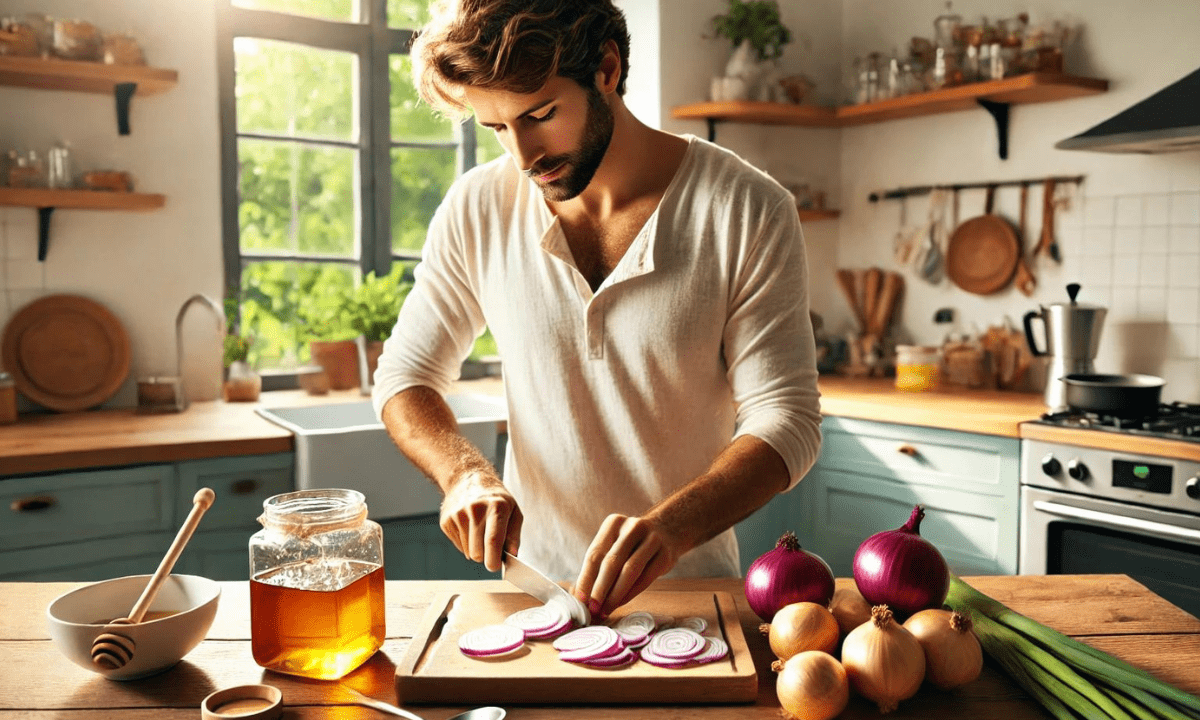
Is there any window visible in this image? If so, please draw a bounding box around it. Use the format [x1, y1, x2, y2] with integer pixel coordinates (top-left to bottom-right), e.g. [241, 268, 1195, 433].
[217, 0, 504, 369]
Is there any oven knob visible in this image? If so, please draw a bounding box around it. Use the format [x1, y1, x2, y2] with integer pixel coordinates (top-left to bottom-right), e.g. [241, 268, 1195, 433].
[1187, 477, 1200, 500]
[1041, 454, 1062, 476]
[1067, 459, 1089, 481]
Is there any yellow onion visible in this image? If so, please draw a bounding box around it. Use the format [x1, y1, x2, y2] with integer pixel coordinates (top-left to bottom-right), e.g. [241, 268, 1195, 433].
[841, 605, 925, 713]
[903, 608, 983, 689]
[760, 602, 839, 660]
[772, 650, 850, 720]
[829, 585, 873, 636]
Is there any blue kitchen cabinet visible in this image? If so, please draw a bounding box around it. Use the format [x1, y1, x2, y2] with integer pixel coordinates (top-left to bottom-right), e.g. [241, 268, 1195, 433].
[800, 417, 1020, 577]
[0, 453, 294, 581]
[734, 470, 818, 575]
[176, 453, 295, 580]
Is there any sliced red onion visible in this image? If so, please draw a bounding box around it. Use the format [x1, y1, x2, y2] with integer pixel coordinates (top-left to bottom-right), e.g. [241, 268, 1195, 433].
[556, 626, 624, 662]
[553, 626, 607, 652]
[676, 616, 708, 634]
[574, 646, 637, 668]
[611, 611, 656, 645]
[458, 624, 525, 657]
[645, 628, 705, 660]
[623, 633, 652, 650]
[689, 636, 729, 664]
[655, 615, 676, 630]
[504, 603, 571, 639]
[639, 646, 695, 668]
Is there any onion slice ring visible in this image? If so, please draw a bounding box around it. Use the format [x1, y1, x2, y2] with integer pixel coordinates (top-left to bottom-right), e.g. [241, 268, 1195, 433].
[505, 603, 571, 638]
[676, 616, 708, 634]
[574, 646, 637, 668]
[645, 627, 706, 660]
[459, 624, 525, 658]
[612, 611, 656, 645]
[556, 626, 623, 662]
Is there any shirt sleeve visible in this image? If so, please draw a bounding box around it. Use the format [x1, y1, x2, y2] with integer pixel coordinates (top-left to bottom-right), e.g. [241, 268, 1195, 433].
[725, 195, 823, 490]
[371, 194, 487, 420]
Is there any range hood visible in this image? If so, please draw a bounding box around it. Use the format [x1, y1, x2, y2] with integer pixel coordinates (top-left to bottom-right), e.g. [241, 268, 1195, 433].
[1056, 67, 1200, 154]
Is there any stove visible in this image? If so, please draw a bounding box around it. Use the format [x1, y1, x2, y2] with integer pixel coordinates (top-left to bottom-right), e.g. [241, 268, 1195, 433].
[1036, 402, 1200, 441]
[1019, 403, 1200, 618]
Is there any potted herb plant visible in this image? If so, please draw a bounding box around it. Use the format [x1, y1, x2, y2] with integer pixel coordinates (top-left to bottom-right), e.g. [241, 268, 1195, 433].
[298, 285, 360, 390]
[709, 0, 793, 101]
[222, 298, 261, 402]
[345, 265, 411, 385]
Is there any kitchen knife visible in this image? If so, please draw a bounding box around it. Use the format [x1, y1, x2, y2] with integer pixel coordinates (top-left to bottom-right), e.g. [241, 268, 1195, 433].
[502, 551, 591, 627]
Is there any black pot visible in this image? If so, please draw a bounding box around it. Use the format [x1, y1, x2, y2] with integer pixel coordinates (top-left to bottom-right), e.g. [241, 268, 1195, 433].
[1063, 374, 1165, 417]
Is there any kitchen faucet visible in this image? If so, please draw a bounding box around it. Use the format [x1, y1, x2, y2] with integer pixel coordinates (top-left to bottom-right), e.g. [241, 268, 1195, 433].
[175, 294, 225, 411]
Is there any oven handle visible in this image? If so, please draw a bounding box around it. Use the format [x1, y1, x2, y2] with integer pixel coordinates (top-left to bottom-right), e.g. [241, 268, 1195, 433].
[1033, 501, 1200, 543]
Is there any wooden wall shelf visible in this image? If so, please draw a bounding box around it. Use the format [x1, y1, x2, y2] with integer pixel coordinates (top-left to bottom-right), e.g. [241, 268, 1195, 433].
[0, 55, 178, 135]
[0, 56, 178, 95]
[672, 72, 1109, 159]
[0, 188, 166, 261]
[798, 208, 840, 221]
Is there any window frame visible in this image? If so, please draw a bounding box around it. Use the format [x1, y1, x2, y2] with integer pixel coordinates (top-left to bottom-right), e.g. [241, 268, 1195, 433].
[215, 0, 478, 301]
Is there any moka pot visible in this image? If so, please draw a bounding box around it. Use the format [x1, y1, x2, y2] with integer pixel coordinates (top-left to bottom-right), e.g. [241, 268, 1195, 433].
[1023, 283, 1108, 412]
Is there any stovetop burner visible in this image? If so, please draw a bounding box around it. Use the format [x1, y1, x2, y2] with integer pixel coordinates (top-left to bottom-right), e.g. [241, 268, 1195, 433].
[1039, 402, 1200, 441]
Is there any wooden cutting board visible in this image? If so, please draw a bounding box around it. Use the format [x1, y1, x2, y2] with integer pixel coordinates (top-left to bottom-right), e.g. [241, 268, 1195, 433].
[395, 590, 757, 705]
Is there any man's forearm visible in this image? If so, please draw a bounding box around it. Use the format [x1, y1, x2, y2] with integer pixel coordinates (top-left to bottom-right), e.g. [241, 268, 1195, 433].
[380, 385, 500, 494]
[645, 435, 791, 556]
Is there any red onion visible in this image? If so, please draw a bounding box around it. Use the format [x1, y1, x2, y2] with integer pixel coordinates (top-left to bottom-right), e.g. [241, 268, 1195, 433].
[744, 531, 836, 622]
[852, 505, 949, 617]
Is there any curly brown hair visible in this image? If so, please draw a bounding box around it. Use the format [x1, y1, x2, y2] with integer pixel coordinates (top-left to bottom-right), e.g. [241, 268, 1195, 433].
[411, 0, 631, 119]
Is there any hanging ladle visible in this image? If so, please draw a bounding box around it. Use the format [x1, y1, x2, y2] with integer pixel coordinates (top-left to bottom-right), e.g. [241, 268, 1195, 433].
[91, 488, 216, 669]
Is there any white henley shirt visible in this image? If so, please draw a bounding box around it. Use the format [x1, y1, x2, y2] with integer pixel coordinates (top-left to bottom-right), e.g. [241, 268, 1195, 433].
[373, 134, 822, 581]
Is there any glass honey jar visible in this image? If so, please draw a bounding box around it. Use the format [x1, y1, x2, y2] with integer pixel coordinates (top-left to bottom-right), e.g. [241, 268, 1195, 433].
[248, 489, 385, 679]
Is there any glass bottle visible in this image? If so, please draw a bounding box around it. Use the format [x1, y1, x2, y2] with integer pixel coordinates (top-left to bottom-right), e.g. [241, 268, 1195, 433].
[248, 489, 385, 680]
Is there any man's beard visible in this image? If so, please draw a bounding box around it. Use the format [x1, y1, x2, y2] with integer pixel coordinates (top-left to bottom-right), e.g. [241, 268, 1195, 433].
[527, 87, 614, 202]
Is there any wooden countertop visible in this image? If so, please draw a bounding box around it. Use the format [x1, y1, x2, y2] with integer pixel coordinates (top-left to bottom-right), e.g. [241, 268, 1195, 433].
[817, 376, 1046, 437]
[4, 574, 1198, 718]
[10, 373, 1193, 477]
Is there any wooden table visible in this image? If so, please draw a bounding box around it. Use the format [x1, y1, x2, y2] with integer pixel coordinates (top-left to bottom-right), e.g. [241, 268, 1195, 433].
[3, 575, 1199, 719]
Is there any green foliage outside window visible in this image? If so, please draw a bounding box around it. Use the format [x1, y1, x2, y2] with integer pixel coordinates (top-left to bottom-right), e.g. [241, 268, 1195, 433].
[232, 0, 504, 370]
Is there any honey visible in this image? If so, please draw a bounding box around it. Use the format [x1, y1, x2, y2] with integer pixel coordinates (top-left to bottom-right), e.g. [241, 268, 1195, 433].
[250, 559, 385, 680]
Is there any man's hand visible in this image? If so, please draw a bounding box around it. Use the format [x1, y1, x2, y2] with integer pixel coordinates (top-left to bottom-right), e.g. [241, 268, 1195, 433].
[571, 514, 683, 619]
[440, 470, 523, 573]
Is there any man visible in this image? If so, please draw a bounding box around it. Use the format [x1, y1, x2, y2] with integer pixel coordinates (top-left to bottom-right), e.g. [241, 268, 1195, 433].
[373, 0, 822, 619]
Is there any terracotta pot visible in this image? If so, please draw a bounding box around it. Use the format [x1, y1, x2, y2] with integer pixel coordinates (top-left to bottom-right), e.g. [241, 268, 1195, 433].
[363, 340, 384, 385]
[309, 340, 359, 390]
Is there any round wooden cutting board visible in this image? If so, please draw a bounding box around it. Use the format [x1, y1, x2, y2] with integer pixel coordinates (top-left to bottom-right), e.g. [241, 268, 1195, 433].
[945, 214, 1020, 295]
[1, 294, 131, 411]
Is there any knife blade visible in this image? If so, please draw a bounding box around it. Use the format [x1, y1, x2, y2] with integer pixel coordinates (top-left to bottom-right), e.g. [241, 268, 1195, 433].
[502, 551, 591, 627]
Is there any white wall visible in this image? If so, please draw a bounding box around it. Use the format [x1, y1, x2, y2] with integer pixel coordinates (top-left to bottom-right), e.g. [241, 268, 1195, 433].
[1, 0, 225, 406]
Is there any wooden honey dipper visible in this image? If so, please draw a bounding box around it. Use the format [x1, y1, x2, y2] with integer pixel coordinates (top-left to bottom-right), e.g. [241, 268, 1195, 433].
[91, 488, 216, 670]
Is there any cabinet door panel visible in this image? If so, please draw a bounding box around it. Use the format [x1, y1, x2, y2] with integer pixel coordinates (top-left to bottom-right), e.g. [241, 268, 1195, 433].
[808, 467, 1015, 577]
[0, 465, 175, 551]
[0, 533, 174, 581]
[176, 454, 294, 531]
[379, 514, 500, 581]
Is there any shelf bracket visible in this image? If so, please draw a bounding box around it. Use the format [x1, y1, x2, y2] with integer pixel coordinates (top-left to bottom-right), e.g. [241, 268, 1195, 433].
[706, 118, 717, 143]
[37, 207, 54, 262]
[114, 82, 137, 135]
[977, 99, 1010, 159]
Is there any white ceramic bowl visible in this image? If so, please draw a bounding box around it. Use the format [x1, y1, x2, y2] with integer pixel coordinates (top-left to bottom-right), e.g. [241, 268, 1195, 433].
[46, 574, 221, 681]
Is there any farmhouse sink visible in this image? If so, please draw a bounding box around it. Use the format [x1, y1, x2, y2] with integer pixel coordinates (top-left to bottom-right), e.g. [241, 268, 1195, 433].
[256, 394, 507, 520]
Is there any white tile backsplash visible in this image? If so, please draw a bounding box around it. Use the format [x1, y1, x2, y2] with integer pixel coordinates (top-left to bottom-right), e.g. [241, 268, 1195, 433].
[1085, 196, 1116, 228]
[1113, 254, 1141, 287]
[1171, 191, 1200, 226]
[1170, 224, 1200, 255]
[1168, 254, 1200, 289]
[1145, 194, 1173, 226]
[5, 259, 43, 290]
[1138, 286, 1168, 321]
[1167, 288, 1200, 325]
[1170, 323, 1199, 360]
[1143, 226, 1170, 254]
[1115, 196, 1143, 227]
[1139, 253, 1168, 287]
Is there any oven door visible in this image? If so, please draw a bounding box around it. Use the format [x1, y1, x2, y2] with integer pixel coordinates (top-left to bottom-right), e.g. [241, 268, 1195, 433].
[1020, 485, 1200, 618]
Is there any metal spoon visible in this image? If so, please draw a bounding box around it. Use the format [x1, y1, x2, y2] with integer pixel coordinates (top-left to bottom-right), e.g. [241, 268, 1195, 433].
[342, 686, 505, 720]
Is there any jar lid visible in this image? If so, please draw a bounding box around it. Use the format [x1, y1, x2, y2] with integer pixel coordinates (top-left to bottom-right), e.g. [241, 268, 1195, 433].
[201, 684, 282, 720]
[0, 371, 11, 383]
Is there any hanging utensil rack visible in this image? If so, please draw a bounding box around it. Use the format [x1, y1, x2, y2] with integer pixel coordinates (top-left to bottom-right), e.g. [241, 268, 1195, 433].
[869, 175, 1084, 202]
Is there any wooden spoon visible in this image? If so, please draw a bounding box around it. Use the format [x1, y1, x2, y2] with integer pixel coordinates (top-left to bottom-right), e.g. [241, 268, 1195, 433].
[1014, 183, 1037, 296]
[91, 488, 216, 670]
